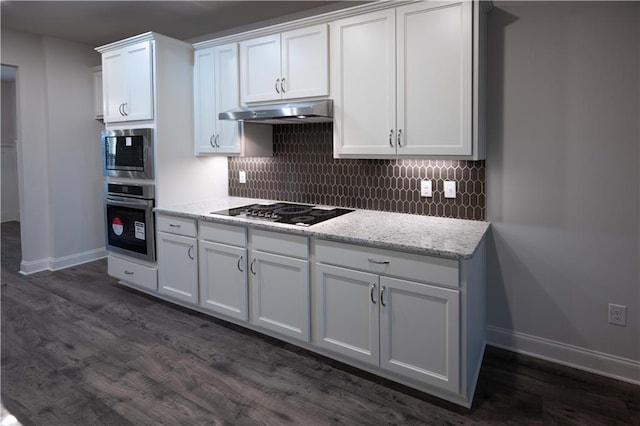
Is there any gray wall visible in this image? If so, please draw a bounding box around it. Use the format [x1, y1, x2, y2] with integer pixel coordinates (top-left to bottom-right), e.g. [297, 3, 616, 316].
[1, 29, 106, 272]
[486, 1, 639, 377]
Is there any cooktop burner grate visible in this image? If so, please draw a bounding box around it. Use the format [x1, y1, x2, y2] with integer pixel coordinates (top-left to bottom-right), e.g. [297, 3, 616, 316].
[211, 203, 353, 226]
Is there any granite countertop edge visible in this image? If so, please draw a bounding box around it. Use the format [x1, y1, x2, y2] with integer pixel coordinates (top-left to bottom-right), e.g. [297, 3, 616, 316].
[154, 197, 491, 260]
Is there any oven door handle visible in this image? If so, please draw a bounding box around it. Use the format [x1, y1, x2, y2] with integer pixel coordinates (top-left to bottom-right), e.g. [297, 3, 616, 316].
[105, 196, 153, 209]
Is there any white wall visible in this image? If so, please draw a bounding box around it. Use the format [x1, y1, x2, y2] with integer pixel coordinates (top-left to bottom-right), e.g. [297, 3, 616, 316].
[486, 1, 639, 382]
[1, 29, 106, 273]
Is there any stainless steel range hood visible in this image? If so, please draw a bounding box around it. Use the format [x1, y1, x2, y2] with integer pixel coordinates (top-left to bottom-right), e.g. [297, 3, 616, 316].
[218, 99, 332, 124]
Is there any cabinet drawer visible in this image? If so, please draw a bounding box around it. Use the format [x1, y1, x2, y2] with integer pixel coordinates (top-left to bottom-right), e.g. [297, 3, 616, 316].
[108, 255, 158, 291]
[252, 229, 309, 259]
[157, 215, 197, 237]
[315, 240, 459, 288]
[200, 221, 246, 246]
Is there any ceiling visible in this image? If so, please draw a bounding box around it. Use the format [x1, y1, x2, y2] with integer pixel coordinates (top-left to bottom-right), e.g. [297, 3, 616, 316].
[1, 1, 367, 47]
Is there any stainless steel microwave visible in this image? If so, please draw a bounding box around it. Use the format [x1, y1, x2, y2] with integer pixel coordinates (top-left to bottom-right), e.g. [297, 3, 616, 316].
[101, 128, 154, 179]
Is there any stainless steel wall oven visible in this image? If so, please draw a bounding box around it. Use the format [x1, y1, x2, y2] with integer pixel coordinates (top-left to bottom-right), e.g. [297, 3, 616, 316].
[102, 128, 154, 179]
[104, 182, 156, 262]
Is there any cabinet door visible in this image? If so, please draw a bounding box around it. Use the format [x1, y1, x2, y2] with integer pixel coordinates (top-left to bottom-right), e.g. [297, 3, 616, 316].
[199, 240, 248, 321]
[281, 24, 328, 100]
[240, 34, 281, 103]
[157, 232, 198, 304]
[193, 48, 217, 154]
[102, 40, 153, 123]
[396, 1, 472, 156]
[102, 49, 128, 122]
[214, 44, 242, 154]
[331, 9, 396, 156]
[379, 276, 460, 393]
[315, 264, 379, 366]
[251, 250, 310, 342]
[92, 68, 103, 119]
[125, 41, 154, 121]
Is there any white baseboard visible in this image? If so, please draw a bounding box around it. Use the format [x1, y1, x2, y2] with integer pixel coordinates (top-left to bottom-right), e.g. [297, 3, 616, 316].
[487, 325, 640, 385]
[19, 258, 51, 275]
[19, 248, 108, 275]
[50, 248, 108, 271]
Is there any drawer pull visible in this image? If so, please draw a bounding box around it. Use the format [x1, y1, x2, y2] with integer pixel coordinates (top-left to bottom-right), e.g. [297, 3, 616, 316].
[370, 284, 377, 304]
[188, 245, 195, 260]
[169, 224, 181, 228]
[124, 270, 134, 275]
[380, 286, 387, 306]
[237, 256, 244, 272]
[368, 257, 390, 265]
[250, 259, 256, 275]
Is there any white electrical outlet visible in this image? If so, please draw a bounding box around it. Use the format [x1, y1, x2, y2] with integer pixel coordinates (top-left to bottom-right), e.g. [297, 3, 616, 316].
[420, 180, 432, 197]
[608, 303, 627, 326]
[239, 170, 246, 184]
[444, 181, 456, 199]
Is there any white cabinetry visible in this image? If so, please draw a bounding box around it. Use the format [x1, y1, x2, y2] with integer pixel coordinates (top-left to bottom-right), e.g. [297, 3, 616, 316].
[332, 1, 483, 159]
[315, 243, 460, 393]
[101, 40, 153, 123]
[91, 66, 103, 120]
[198, 222, 249, 320]
[108, 254, 157, 291]
[194, 43, 274, 157]
[194, 44, 241, 155]
[157, 215, 199, 304]
[240, 24, 328, 104]
[250, 230, 310, 342]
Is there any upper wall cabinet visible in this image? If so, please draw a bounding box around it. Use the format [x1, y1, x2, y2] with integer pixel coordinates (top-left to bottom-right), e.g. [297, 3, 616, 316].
[194, 44, 242, 155]
[332, 1, 486, 159]
[194, 43, 274, 157]
[239, 24, 329, 104]
[101, 40, 154, 123]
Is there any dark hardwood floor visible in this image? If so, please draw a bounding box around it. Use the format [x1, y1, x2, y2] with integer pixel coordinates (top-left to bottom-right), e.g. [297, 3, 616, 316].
[2, 221, 639, 425]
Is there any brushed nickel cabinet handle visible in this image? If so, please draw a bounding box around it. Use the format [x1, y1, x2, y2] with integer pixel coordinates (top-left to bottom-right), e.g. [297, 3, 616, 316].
[124, 270, 134, 275]
[368, 257, 390, 265]
[169, 223, 181, 228]
[214, 134, 220, 148]
[275, 78, 281, 94]
[237, 256, 244, 272]
[397, 129, 402, 147]
[389, 129, 394, 147]
[122, 103, 128, 116]
[380, 286, 387, 306]
[250, 258, 256, 275]
[188, 245, 195, 260]
[280, 77, 286, 93]
[370, 284, 377, 304]
[209, 134, 215, 148]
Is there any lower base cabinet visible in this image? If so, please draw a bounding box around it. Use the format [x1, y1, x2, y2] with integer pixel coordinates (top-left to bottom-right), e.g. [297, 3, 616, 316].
[142, 217, 484, 407]
[156, 215, 199, 304]
[199, 240, 248, 320]
[157, 231, 199, 304]
[249, 230, 311, 342]
[315, 264, 460, 393]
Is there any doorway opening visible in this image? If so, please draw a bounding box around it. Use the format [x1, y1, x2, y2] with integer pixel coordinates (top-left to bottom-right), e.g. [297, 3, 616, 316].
[1, 64, 21, 265]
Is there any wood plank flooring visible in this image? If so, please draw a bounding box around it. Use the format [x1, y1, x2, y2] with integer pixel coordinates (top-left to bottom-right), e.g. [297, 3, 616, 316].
[2, 221, 639, 425]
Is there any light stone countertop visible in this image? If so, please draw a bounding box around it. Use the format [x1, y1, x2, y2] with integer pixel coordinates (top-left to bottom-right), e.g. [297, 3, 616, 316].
[155, 197, 490, 260]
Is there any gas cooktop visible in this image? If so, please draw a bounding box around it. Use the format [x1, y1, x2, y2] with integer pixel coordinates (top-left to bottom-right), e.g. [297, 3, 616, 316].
[211, 203, 353, 227]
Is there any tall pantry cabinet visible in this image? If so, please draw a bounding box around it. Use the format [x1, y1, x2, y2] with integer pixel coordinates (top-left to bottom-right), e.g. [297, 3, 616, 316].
[97, 32, 228, 297]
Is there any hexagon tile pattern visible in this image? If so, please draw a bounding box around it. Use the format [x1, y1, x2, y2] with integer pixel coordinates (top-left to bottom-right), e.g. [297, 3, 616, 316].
[229, 123, 485, 221]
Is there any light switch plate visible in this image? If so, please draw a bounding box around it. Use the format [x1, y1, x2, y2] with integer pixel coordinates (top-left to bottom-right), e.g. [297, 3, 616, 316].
[239, 170, 246, 184]
[420, 180, 432, 197]
[444, 181, 456, 199]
